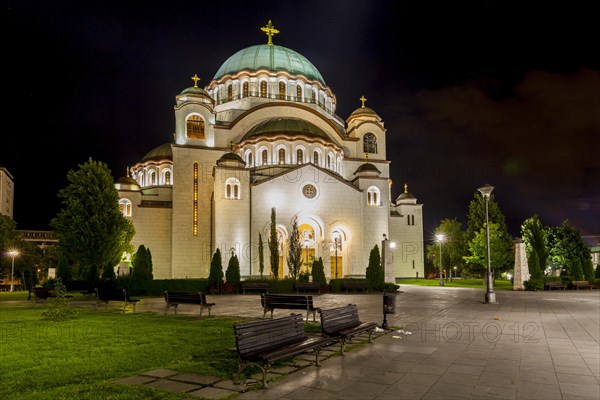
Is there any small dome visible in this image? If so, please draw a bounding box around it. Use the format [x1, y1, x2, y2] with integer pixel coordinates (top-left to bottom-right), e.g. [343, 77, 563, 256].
[241, 117, 330, 142]
[115, 175, 140, 191]
[349, 106, 379, 118]
[179, 86, 211, 97]
[397, 192, 415, 200]
[141, 143, 172, 162]
[213, 44, 326, 86]
[353, 162, 381, 176]
[217, 152, 245, 167]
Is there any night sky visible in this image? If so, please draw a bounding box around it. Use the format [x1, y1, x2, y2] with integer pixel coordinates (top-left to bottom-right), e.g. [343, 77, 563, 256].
[5, 1, 599, 244]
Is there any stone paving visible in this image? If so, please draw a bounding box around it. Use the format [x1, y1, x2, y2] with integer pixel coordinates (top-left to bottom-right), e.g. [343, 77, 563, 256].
[98, 285, 598, 399]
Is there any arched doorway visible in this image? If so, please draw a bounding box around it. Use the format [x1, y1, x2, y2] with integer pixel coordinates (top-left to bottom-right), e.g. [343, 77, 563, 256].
[298, 224, 315, 275]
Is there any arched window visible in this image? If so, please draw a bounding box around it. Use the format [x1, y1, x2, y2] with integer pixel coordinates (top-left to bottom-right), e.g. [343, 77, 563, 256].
[311, 90, 316, 103]
[243, 82, 249, 98]
[262, 149, 268, 165]
[225, 178, 241, 200]
[260, 81, 267, 98]
[327, 154, 333, 169]
[313, 151, 319, 165]
[138, 173, 144, 187]
[227, 85, 233, 101]
[148, 170, 156, 186]
[119, 199, 132, 217]
[296, 85, 302, 100]
[363, 132, 377, 154]
[367, 186, 380, 206]
[163, 169, 172, 185]
[247, 152, 253, 167]
[279, 82, 286, 100]
[296, 149, 303, 164]
[278, 148, 285, 164]
[186, 115, 205, 139]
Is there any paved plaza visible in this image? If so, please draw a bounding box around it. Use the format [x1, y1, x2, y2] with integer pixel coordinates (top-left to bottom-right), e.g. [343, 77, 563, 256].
[124, 285, 600, 399]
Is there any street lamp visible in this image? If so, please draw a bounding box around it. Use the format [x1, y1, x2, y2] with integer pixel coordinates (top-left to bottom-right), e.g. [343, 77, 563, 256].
[478, 183, 497, 304]
[304, 239, 309, 270]
[8, 250, 19, 292]
[436, 234, 445, 286]
[453, 266, 457, 282]
[332, 231, 340, 279]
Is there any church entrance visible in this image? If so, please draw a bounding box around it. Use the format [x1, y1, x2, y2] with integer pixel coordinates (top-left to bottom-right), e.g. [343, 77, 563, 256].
[330, 256, 342, 279]
[298, 223, 315, 276]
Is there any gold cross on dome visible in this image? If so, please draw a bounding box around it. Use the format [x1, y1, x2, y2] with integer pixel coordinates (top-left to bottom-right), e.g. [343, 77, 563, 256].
[261, 20, 279, 45]
[359, 95, 367, 108]
[404, 183, 408, 193]
[191, 74, 200, 88]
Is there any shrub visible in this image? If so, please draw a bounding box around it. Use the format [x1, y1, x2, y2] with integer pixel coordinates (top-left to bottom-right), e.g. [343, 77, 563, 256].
[41, 278, 77, 321]
[524, 277, 544, 291]
[298, 271, 310, 282]
[226, 254, 241, 285]
[311, 257, 327, 286]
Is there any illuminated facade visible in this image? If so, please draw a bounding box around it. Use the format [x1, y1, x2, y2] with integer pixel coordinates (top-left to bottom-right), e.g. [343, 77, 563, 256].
[116, 23, 424, 280]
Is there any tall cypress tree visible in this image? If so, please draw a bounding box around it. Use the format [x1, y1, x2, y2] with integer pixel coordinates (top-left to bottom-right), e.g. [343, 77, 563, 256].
[258, 233, 265, 278]
[267, 208, 279, 278]
[208, 248, 224, 292]
[286, 216, 302, 279]
[365, 245, 384, 291]
[226, 252, 241, 285]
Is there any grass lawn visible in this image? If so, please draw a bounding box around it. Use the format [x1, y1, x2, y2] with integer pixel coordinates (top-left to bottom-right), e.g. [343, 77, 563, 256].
[397, 278, 513, 290]
[0, 301, 250, 399]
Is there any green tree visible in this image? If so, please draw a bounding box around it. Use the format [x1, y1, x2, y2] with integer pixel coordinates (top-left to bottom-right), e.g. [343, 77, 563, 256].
[56, 255, 72, 284]
[131, 245, 153, 294]
[465, 191, 514, 274]
[41, 278, 77, 321]
[546, 220, 593, 281]
[258, 233, 265, 278]
[267, 208, 279, 278]
[365, 245, 384, 291]
[50, 158, 135, 286]
[208, 248, 224, 292]
[311, 256, 326, 286]
[463, 223, 513, 277]
[426, 218, 467, 276]
[286, 216, 302, 279]
[521, 215, 548, 275]
[523, 248, 544, 290]
[226, 252, 241, 285]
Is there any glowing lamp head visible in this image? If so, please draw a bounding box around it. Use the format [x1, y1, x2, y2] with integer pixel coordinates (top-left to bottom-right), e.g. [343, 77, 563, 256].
[332, 230, 340, 242]
[390, 242, 396, 249]
[436, 234, 445, 243]
[478, 184, 494, 199]
[8, 250, 19, 257]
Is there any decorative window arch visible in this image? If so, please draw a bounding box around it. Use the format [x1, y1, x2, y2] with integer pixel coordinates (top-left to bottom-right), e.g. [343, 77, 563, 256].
[161, 168, 172, 185]
[246, 152, 253, 167]
[311, 89, 317, 103]
[119, 198, 132, 217]
[225, 178, 241, 200]
[296, 85, 302, 100]
[296, 149, 303, 164]
[227, 85, 233, 101]
[261, 149, 268, 165]
[278, 148, 286, 164]
[260, 81, 267, 98]
[367, 186, 380, 206]
[313, 150, 320, 166]
[138, 173, 144, 187]
[327, 152, 333, 169]
[148, 170, 156, 186]
[279, 81, 286, 100]
[186, 114, 205, 139]
[242, 81, 249, 98]
[363, 132, 377, 154]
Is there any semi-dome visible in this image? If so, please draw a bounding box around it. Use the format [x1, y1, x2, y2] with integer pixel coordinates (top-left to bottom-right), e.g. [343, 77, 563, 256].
[241, 117, 330, 142]
[115, 175, 140, 191]
[353, 162, 381, 176]
[217, 151, 245, 167]
[213, 44, 326, 86]
[350, 106, 378, 117]
[141, 143, 173, 162]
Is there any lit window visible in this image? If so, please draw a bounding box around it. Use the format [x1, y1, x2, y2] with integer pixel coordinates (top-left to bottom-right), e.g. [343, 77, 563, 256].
[227, 85, 233, 101]
[149, 170, 156, 186]
[243, 82, 249, 97]
[262, 150, 268, 165]
[312, 90, 316, 103]
[367, 186, 380, 206]
[296, 85, 302, 100]
[164, 170, 172, 185]
[297, 149, 303, 164]
[278, 148, 285, 164]
[119, 199, 132, 217]
[279, 82, 285, 100]
[363, 132, 377, 154]
[313, 151, 319, 165]
[260, 81, 267, 97]
[247, 152, 253, 167]
[225, 178, 241, 200]
[187, 115, 205, 139]
[193, 162, 198, 235]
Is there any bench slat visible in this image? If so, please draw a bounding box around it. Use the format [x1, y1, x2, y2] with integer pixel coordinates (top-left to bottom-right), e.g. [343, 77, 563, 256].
[318, 304, 377, 354]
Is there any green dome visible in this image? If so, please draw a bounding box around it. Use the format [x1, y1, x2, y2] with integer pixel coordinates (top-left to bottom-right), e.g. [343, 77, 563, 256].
[213, 44, 326, 86]
[141, 143, 172, 162]
[241, 117, 330, 141]
[350, 106, 379, 118]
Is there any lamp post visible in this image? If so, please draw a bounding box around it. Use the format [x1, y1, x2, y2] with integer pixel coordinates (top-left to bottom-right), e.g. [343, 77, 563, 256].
[453, 266, 457, 282]
[478, 183, 496, 304]
[436, 234, 445, 286]
[8, 250, 19, 292]
[332, 231, 340, 279]
[304, 239, 309, 271]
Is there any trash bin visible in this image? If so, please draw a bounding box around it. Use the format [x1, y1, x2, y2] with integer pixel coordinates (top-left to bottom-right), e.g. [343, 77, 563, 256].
[382, 292, 397, 329]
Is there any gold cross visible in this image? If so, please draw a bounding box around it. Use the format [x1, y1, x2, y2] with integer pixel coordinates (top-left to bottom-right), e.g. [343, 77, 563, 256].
[261, 20, 279, 45]
[126, 166, 130, 177]
[359, 95, 367, 108]
[404, 183, 408, 193]
[191, 74, 200, 88]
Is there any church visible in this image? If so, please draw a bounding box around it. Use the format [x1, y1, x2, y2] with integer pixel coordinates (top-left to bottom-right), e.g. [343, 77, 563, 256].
[115, 21, 424, 281]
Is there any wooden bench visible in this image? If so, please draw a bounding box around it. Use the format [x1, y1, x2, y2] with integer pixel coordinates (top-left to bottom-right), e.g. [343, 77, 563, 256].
[342, 281, 369, 293]
[261, 293, 318, 322]
[295, 281, 321, 294]
[544, 281, 565, 290]
[571, 280, 594, 290]
[318, 304, 378, 354]
[163, 291, 215, 317]
[95, 288, 140, 312]
[241, 282, 270, 294]
[233, 314, 333, 388]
